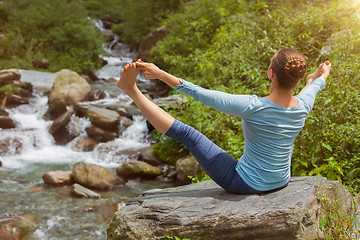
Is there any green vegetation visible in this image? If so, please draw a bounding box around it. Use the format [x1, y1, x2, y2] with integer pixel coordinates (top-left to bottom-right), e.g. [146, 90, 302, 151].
[82, 0, 185, 46]
[148, 0, 360, 194]
[0, 0, 104, 74]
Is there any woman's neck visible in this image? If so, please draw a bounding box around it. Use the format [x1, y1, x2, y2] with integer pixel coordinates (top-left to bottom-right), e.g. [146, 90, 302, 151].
[265, 82, 298, 108]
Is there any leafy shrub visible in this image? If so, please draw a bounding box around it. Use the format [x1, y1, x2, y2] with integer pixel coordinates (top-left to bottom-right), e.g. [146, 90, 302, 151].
[0, 0, 104, 74]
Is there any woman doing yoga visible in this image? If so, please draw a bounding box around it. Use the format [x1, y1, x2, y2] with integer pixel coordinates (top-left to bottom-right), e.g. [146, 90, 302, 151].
[117, 48, 332, 194]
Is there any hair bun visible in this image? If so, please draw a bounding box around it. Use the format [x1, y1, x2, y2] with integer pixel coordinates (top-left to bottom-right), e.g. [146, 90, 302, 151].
[285, 58, 306, 80]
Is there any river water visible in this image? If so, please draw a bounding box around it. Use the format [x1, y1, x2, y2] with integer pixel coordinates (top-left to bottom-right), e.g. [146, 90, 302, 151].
[0, 41, 175, 239]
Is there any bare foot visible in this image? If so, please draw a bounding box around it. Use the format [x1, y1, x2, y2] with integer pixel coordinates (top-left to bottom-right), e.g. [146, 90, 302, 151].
[117, 63, 140, 93]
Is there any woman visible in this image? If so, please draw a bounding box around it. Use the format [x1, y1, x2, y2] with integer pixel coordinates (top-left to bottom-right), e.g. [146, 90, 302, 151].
[117, 48, 332, 194]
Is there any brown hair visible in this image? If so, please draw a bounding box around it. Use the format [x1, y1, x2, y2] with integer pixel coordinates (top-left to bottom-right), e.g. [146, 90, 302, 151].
[270, 49, 307, 89]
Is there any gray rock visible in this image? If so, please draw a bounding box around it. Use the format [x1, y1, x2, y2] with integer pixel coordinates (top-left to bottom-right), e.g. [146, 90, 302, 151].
[153, 94, 188, 108]
[107, 176, 352, 240]
[176, 155, 202, 185]
[49, 69, 91, 105]
[49, 109, 74, 135]
[116, 160, 162, 180]
[42, 171, 74, 187]
[0, 116, 16, 129]
[72, 162, 125, 191]
[119, 116, 133, 132]
[87, 89, 106, 101]
[71, 183, 101, 198]
[86, 126, 118, 142]
[87, 106, 120, 132]
[139, 146, 163, 166]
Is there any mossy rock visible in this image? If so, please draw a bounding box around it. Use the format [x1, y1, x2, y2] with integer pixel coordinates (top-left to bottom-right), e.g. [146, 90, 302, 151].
[116, 161, 162, 180]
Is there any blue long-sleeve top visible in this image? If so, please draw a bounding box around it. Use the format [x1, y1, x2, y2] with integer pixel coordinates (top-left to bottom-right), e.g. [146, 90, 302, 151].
[173, 77, 325, 191]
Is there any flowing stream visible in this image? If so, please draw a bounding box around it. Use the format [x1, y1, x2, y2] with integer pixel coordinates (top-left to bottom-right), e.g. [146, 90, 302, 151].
[0, 34, 175, 239]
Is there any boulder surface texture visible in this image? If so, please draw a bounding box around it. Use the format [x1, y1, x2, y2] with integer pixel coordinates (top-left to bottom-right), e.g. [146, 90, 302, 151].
[107, 176, 352, 240]
[49, 69, 91, 105]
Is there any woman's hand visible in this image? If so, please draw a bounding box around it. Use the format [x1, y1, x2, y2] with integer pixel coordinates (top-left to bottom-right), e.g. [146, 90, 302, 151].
[136, 59, 182, 87]
[135, 59, 164, 80]
[306, 63, 324, 85]
[320, 61, 332, 81]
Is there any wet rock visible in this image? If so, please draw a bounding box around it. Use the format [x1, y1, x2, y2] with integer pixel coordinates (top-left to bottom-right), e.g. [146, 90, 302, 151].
[0, 213, 37, 240]
[136, 80, 169, 99]
[113, 107, 127, 117]
[101, 15, 120, 29]
[119, 116, 133, 132]
[106, 78, 117, 83]
[12, 80, 33, 92]
[32, 58, 50, 69]
[44, 98, 67, 120]
[71, 183, 101, 198]
[42, 171, 74, 187]
[86, 126, 118, 142]
[0, 161, 2, 167]
[87, 89, 106, 102]
[176, 155, 202, 185]
[0, 109, 9, 116]
[139, 146, 163, 166]
[107, 177, 352, 240]
[0, 69, 21, 87]
[71, 136, 99, 152]
[6, 94, 30, 108]
[137, 25, 168, 61]
[116, 161, 162, 180]
[73, 103, 88, 118]
[0, 116, 16, 129]
[49, 109, 78, 145]
[49, 109, 74, 134]
[0, 137, 22, 156]
[153, 94, 188, 108]
[72, 162, 125, 190]
[87, 106, 120, 132]
[49, 69, 91, 105]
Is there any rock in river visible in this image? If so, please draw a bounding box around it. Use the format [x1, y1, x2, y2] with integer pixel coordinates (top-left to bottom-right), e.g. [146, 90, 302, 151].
[72, 162, 125, 191]
[116, 160, 162, 180]
[107, 176, 352, 240]
[48, 69, 91, 105]
[42, 170, 74, 187]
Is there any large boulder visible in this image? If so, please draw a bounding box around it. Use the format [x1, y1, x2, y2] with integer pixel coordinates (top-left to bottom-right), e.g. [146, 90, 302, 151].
[107, 176, 352, 240]
[87, 106, 120, 132]
[116, 161, 162, 180]
[72, 162, 125, 190]
[49, 69, 91, 105]
[42, 171, 74, 187]
[176, 155, 202, 185]
[0, 69, 21, 87]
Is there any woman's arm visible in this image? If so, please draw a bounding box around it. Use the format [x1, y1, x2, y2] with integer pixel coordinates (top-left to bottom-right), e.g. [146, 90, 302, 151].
[135, 59, 251, 118]
[299, 61, 331, 95]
